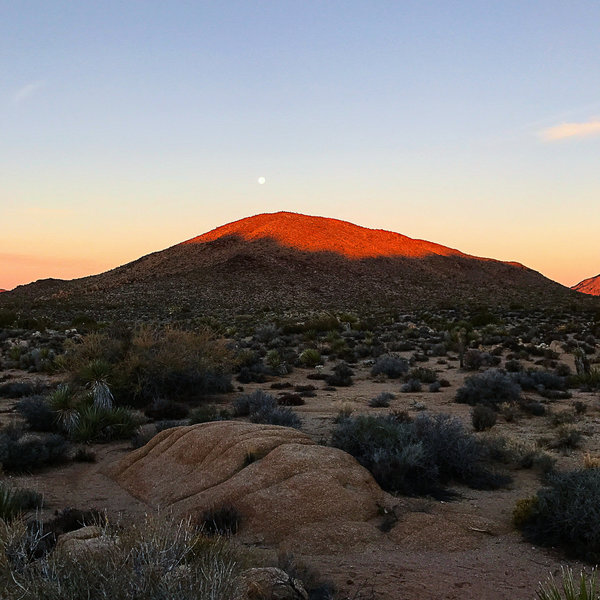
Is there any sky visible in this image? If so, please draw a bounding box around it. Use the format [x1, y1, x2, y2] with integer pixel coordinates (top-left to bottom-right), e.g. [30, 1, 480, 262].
[2, 1, 600, 290]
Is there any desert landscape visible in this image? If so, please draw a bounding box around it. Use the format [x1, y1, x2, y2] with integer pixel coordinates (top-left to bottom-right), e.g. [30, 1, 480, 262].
[1, 213, 600, 599]
[3, 3, 600, 598]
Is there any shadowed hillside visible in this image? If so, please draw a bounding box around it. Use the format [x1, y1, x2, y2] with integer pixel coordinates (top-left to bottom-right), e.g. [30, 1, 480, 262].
[0, 212, 593, 322]
[572, 274, 600, 296]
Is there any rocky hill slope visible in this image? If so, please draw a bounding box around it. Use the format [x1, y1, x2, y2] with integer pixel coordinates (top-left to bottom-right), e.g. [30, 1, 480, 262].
[572, 274, 600, 296]
[0, 211, 590, 321]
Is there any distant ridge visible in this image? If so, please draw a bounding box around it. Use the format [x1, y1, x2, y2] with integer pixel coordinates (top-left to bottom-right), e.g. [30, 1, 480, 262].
[0, 211, 592, 322]
[572, 274, 600, 296]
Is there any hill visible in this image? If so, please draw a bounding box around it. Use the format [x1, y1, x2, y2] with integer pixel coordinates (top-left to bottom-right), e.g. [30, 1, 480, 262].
[0, 211, 592, 322]
[572, 274, 600, 296]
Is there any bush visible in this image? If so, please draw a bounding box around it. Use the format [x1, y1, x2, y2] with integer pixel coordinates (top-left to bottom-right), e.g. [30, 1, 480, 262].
[0, 483, 44, 521]
[61, 326, 233, 406]
[0, 382, 34, 398]
[517, 469, 600, 562]
[331, 413, 510, 499]
[0, 427, 69, 473]
[0, 513, 245, 599]
[277, 393, 305, 406]
[71, 405, 141, 443]
[472, 405, 497, 431]
[456, 369, 521, 408]
[15, 396, 56, 432]
[144, 398, 189, 420]
[401, 379, 422, 393]
[232, 390, 276, 417]
[200, 506, 241, 536]
[428, 381, 441, 393]
[371, 355, 409, 379]
[299, 349, 321, 368]
[369, 392, 395, 408]
[325, 362, 354, 387]
[189, 405, 229, 424]
[249, 405, 302, 429]
[407, 368, 437, 384]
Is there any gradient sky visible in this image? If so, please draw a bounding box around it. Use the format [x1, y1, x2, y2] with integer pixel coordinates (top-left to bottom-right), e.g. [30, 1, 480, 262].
[2, 1, 599, 290]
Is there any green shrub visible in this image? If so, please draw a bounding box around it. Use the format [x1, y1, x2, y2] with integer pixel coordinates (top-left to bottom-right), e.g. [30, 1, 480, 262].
[537, 566, 599, 600]
[517, 468, 600, 562]
[232, 390, 276, 417]
[0, 483, 43, 521]
[71, 405, 141, 443]
[189, 405, 229, 424]
[144, 398, 189, 421]
[407, 367, 438, 384]
[299, 348, 321, 368]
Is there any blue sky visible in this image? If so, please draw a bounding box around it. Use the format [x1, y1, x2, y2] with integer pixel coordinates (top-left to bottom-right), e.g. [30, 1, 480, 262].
[2, 1, 599, 289]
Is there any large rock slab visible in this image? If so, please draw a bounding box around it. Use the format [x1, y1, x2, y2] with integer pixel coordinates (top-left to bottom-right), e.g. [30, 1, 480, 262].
[109, 421, 384, 550]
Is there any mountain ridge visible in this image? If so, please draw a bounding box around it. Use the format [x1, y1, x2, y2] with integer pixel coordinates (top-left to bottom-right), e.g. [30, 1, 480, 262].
[0, 211, 593, 322]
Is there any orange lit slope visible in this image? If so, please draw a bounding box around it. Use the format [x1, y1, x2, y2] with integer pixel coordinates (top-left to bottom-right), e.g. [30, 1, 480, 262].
[183, 211, 473, 260]
[572, 275, 600, 296]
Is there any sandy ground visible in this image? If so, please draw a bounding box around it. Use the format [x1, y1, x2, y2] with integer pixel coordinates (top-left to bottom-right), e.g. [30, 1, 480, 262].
[2, 350, 599, 600]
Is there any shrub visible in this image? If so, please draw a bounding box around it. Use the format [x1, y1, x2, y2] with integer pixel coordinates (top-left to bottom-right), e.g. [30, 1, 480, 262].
[463, 349, 484, 370]
[277, 393, 305, 406]
[232, 390, 276, 417]
[249, 405, 302, 429]
[331, 413, 510, 498]
[401, 379, 422, 393]
[0, 483, 43, 521]
[49, 384, 80, 434]
[299, 348, 321, 368]
[472, 405, 497, 431]
[428, 381, 441, 393]
[0, 427, 69, 473]
[407, 367, 437, 384]
[325, 362, 354, 387]
[15, 396, 55, 432]
[369, 392, 394, 408]
[189, 405, 229, 424]
[73, 448, 96, 462]
[0, 513, 244, 599]
[144, 398, 189, 420]
[71, 405, 141, 443]
[517, 469, 600, 562]
[371, 355, 409, 379]
[456, 369, 521, 408]
[537, 566, 599, 600]
[0, 382, 34, 398]
[200, 505, 241, 536]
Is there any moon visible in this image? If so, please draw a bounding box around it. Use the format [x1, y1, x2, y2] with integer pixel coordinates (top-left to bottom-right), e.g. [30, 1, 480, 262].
[257, 176, 266, 185]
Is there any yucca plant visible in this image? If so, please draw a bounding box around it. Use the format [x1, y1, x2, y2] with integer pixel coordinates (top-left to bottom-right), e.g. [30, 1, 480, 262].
[72, 405, 141, 443]
[537, 567, 599, 600]
[80, 359, 114, 410]
[49, 384, 80, 434]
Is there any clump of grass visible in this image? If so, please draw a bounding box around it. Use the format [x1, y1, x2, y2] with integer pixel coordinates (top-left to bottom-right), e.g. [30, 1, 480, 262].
[0, 513, 245, 599]
[199, 505, 241, 536]
[0, 483, 43, 522]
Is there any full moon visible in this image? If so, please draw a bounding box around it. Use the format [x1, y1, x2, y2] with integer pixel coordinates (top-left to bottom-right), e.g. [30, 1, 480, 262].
[257, 176, 266, 185]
